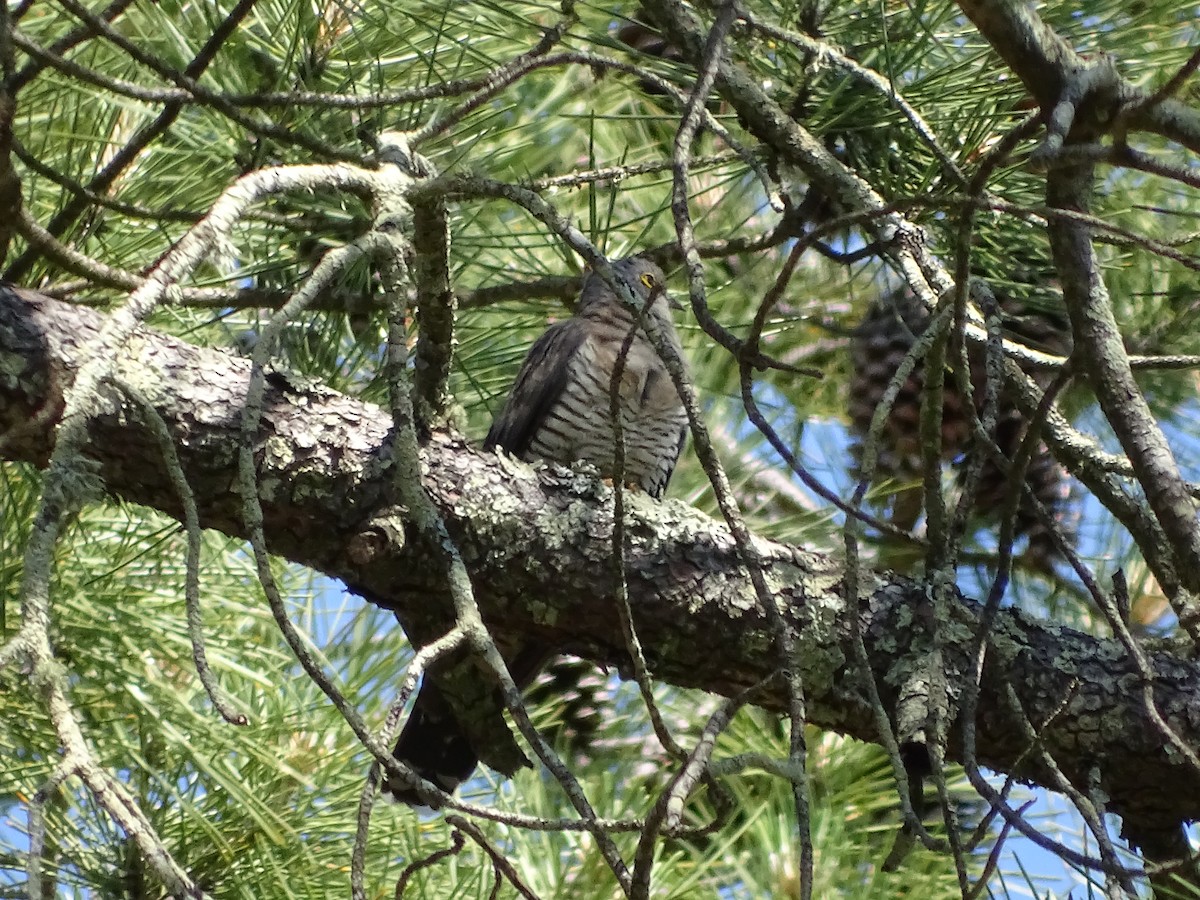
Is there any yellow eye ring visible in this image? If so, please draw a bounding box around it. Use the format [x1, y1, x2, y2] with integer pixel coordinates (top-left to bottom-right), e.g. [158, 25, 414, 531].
[640, 272, 657, 289]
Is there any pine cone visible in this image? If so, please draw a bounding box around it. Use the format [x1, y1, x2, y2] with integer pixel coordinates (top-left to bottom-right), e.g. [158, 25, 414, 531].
[523, 656, 607, 755]
[848, 289, 1075, 564]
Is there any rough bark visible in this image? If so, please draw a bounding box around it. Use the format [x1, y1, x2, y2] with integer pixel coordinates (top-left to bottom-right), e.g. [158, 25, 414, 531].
[3, 285, 1200, 837]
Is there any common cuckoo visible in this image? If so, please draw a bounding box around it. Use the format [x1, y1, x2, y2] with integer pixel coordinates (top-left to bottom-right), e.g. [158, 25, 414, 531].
[386, 256, 688, 804]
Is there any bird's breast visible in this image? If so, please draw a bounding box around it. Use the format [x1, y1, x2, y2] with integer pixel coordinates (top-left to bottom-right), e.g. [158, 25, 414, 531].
[523, 334, 685, 495]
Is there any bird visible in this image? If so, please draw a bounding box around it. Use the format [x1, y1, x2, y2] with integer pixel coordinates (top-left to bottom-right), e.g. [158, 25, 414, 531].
[385, 256, 689, 805]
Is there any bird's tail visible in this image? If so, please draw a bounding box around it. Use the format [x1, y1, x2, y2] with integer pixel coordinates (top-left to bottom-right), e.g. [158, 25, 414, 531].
[385, 680, 478, 807]
[385, 643, 554, 805]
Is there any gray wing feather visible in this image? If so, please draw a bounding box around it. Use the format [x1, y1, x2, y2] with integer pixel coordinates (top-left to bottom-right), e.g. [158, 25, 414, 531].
[658, 423, 688, 499]
[484, 320, 587, 455]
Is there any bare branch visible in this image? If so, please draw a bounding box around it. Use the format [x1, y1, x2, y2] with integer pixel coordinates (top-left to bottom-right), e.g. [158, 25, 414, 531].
[9, 288, 1200, 871]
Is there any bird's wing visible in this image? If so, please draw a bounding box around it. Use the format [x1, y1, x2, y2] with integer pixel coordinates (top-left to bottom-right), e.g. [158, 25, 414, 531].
[657, 422, 689, 499]
[484, 319, 588, 455]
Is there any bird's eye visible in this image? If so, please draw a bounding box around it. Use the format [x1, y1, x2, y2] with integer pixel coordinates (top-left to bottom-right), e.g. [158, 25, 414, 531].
[640, 272, 657, 290]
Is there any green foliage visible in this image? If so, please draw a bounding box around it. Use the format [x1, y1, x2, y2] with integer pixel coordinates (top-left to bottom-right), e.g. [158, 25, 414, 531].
[0, 470, 978, 897]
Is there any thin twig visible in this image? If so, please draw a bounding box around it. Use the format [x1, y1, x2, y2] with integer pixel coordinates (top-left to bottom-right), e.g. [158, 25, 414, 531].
[53, 0, 351, 160]
[665, 5, 814, 896]
[446, 816, 542, 900]
[351, 627, 468, 899]
[608, 316, 687, 763]
[965, 799, 1035, 900]
[116, 379, 247, 725]
[393, 830, 465, 899]
[735, 6, 969, 190]
[632, 676, 773, 897]
[9, 0, 138, 92]
[409, 0, 579, 146]
[6, 0, 265, 282]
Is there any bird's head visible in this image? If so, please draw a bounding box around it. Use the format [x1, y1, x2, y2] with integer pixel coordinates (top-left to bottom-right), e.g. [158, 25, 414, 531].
[579, 256, 678, 329]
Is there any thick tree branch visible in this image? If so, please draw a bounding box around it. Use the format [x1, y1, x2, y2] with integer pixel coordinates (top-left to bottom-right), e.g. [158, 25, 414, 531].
[4, 286, 1200, 841]
[1047, 163, 1200, 604]
[955, 0, 1200, 156]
